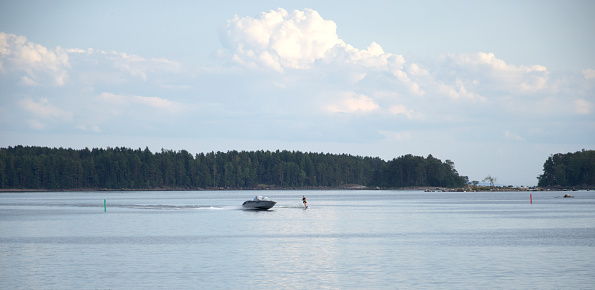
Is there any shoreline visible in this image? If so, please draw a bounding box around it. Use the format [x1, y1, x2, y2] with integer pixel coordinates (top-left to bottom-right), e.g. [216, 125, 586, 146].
[0, 185, 592, 193]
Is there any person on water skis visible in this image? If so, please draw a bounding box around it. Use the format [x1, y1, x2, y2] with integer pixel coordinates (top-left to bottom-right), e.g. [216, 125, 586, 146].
[302, 195, 307, 208]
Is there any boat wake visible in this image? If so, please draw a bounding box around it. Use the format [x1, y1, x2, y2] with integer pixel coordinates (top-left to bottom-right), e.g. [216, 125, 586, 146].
[126, 204, 245, 210]
[274, 205, 309, 209]
[74, 203, 244, 211]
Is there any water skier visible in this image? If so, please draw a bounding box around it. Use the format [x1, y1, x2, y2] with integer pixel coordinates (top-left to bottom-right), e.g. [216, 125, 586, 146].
[302, 195, 307, 208]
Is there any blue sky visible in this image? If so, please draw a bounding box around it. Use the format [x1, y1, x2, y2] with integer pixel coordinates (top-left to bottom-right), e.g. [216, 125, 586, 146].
[1, 0, 594, 185]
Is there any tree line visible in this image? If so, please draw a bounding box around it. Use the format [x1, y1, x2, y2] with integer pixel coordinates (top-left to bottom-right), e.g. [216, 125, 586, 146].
[537, 149, 594, 187]
[0, 146, 468, 190]
[371, 154, 468, 188]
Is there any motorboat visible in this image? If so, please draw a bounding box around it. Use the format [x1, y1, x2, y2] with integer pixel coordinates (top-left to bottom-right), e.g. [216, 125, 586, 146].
[242, 196, 277, 210]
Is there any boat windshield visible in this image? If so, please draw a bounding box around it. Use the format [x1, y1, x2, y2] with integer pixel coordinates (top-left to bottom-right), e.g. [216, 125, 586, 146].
[252, 196, 271, 201]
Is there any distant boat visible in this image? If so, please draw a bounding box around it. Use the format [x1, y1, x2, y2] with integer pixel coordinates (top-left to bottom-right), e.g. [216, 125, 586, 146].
[242, 196, 277, 210]
[563, 194, 574, 198]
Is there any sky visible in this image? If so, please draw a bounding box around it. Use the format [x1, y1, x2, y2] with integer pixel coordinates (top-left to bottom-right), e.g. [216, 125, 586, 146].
[1, 0, 594, 186]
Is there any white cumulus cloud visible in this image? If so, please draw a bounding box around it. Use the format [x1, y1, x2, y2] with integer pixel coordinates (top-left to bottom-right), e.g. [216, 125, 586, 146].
[219, 8, 404, 73]
[220, 8, 341, 71]
[0, 32, 70, 86]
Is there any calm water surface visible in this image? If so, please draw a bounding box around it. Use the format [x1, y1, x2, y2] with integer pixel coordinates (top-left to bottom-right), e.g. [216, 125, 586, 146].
[1, 190, 594, 289]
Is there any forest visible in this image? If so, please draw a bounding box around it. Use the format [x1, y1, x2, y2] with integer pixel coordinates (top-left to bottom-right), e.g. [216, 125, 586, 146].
[537, 149, 595, 187]
[0, 146, 469, 190]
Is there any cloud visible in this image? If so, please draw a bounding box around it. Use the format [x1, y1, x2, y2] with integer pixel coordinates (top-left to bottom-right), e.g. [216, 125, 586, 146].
[27, 119, 46, 130]
[220, 8, 341, 71]
[217, 8, 561, 117]
[98, 92, 185, 115]
[68, 48, 182, 83]
[0, 32, 69, 86]
[408, 63, 429, 77]
[583, 69, 595, 79]
[1, 32, 197, 137]
[219, 8, 404, 74]
[378, 130, 412, 141]
[504, 130, 525, 141]
[393, 69, 425, 96]
[388, 105, 415, 118]
[17, 97, 74, 130]
[215, 7, 594, 144]
[113, 53, 182, 80]
[0, 32, 183, 88]
[19, 97, 73, 120]
[446, 52, 549, 94]
[437, 78, 484, 101]
[75, 124, 102, 133]
[325, 93, 379, 114]
[574, 99, 592, 115]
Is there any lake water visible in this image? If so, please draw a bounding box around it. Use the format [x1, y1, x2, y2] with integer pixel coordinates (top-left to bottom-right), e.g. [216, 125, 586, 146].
[1, 190, 594, 289]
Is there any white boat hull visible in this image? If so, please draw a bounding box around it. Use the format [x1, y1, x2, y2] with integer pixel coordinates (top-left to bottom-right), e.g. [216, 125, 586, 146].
[242, 200, 277, 210]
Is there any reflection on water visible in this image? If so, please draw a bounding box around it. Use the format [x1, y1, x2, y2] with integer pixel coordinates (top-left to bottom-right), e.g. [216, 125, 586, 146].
[1, 190, 594, 289]
[241, 203, 343, 288]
